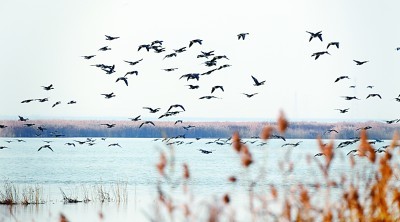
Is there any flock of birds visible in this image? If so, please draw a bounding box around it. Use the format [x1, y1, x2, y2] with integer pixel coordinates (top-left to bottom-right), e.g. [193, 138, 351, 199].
[0, 31, 399, 156]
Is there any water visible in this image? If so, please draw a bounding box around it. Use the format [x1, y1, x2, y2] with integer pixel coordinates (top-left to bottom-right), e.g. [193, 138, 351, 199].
[0, 138, 392, 221]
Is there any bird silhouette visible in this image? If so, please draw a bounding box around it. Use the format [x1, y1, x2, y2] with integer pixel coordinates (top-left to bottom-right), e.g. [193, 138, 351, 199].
[21, 99, 35, 103]
[18, 116, 29, 121]
[199, 96, 220, 99]
[189, 39, 203, 47]
[211, 86, 224, 93]
[163, 68, 178, 72]
[52, 101, 61, 108]
[342, 96, 360, 100]
[335, 108, 349, 113]
[306, 31, 323, 42]
[175, 120, 183, 124]
[168, 104, 185, 112]
[24, 123, 35, 127]
[314, 153, 325, 157]
[164, 53, 177, 59]
[353, 60, 368, 65]
[38, 145, 54, 152]
[242, 93, 258, 98]
[334, 76, 350, 82]
[174, 47, 186, 53]
[356, 126, 372, 131]
[98, 46, 111, 51]
[385, 119, 400, 124]
[324, 129, 339, 134]
[129, 115, 141, 121]
[36, 98, 49, 102]
[67, 101, 77, 104]
[281, 141, 302, 147]
[138, 44, 151, 51]
[271, 134, 286, 141]
[186, 85, 199, 89]
[366, 94, 382, 99]
[237, 33, 249, 40]
[124, 59, 143, 66]
[180, 73, 200, 81]
[311, 51, 330, 60]
[125, 71, 138, 76]
[198, 149, 213, 154]
[116, 77, 128, 86]
[105, 35, 119, 40]
[151, 40, 163, 46]
[42, 84, 54, 91]
[100, 123, 116, 128]
[82, 55, 96, 59]
[327, 42, 339, 49]
[101, 92, 116, 99]
[366, 85, 374, 89]
[197, 51, 215, 59]
[139, 121, 155, 128]
[65, 143, 75, 147]
[0, 146, 8, 149]
[108, 143, 122, 148]
[37, 126, 47, 131]
[143, 107, 161, 113]
[0, 125, 7, 129]
[251, 75, 265, 86]
[201, 69, 217, 76]
[183, 125, 195, 130]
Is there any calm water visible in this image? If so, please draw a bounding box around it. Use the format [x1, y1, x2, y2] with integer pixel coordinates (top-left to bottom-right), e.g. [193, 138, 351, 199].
[0, 137, 392, 221]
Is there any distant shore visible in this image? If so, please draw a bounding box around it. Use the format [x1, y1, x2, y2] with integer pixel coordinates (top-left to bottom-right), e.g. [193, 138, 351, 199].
[0, 120, 398, 139]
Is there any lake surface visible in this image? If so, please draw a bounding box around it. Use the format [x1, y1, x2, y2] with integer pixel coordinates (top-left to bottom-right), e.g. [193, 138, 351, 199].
[0, 137, 392, 221]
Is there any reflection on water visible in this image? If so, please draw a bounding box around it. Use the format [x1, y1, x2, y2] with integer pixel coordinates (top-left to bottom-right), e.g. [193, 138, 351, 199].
[0, 138, 392, 221]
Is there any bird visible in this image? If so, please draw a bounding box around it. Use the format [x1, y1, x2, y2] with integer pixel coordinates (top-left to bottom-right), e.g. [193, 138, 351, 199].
[108, 143, 122, 148]
[138, 44, 151, 51]
[198, 149, 213, 154]
[38, 145, 54, 152]
[125, 71, 138, 76]
[346, 149, 358, 156]
[101, 92, 116, 99]
[129, 115, 141, 121]
[306, 31, 323, 42]
[98, 46, 111, 51]
[82, 55, 96, 59]
[37, 126, 47, 131]
[314, 153, 325, 157]
[74, 140, 86, 145]
[237, 33, 249, 40]
[324, 129, 339, 134]
[183, 125, 195, 130]
[105, 35, 119, 40]
[366, 85, 374, 89]
[0, 146, 8, 149]
[349, 85, 356, 88]
[189, 39, 203, 47]
[327, 42, 339, 49]
[42, 84, 54, 91]
[168, 104, 185, 112]
[353, 60, 368, 65]
[100, 123, 116, 128]
[180, 73, 200, 81]
[175, 120, 183, 124]
[67, 101, 77, 104]
[335, 108, 349, 113]
[201, 69, 217, 76]
[36, 98, 49, 102]
[151, 40, 163, 46]
[199, 96, 220, 99]
[334, 76, 350, 82]
[242, 93, 258, 98]
[21, 99, 35, 103]
[164, 53, 177, 59]
[356, 126, 372, 131]
[197, 51, 215, 59]
[211, 86, 224, 93]
[311, 51, 330, 60]
[342, 96, 360, 100]
[65, 143, 75, 147]
[186, 85, 199, 89]
[0, 125, 7, 129]
[18, 116, 29, 121]
[52, 101, 61, 108]
[385, 119, 399, 124]
[281, 141, 302, 147]
[395, 98, 400, 102]
[163, 68, 178, 72]
[116, 77, 128, 86]
[23, 123, 35, 127]
[124, 59, 143, 66]
[366, 94, 382, 99]
[143, 107, 161, 113]
[251, 75, 265, 86]
[271, 134, 286, 141]
[139, 121, 155, 128]
[174, 47, 187, 53]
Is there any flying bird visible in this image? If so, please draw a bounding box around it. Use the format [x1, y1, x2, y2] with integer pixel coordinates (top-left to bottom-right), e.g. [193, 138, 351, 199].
[356, 126, 372, 131]
[335, 108, 349, 113]
[183, 125, 195, 130]
[38, 145, 54, 152]
[327, 42, 339, 49]
[198, 149, 213, 154]
[311, 51, 330, 60]
[306, 31, 323, 42]
[164, 53, 177, 59]
[52, 101, 61, 108]
[138, 44, 151, 51]
[189, 39, 203, 47]
[139, 121, 155, 128]
[237, 33, 249, 40]
[100, 123, 116, 128]
[324, 129, 339, 135]
[143, 107, 161, 113]
[186, 85, 199, 89]
[180, 73, 200, 81]
[168, 104, 185, 112]
[82, 55, 96, 59]
[366, 94, 382, 99]
[21, 99, 35, 103]
[105, 35, 119, 40]
[199, 96, 220, 99]
[353, 60, 368, 65]
[101, 92, 116, 99]
[281, 141, 303, 147]
[108, 143, 122, 148]
[18, 116, 29, 121]
[0, 125, 7, 129]
[129, 115, 141, 121]
[98, 46, 111, 51]
[334, 76, 349, 82]
[174, 47, 186, 53]
[211, 86, 224, 93]
[65, 143, 75, 147]
[42, 84, 54, 91]
[67, 101, 77, 104]
[163, 68, 178, 72]
[342, 96, 360, 100]
[124, 59, 143, 66]
[36, 98, 49, 102]
[175, 120, 183, 124]
[366, 85, 374, 89]
[242, 93, 258, 98]
[125, 71, 138, 76]
[251, 75, 265, 86]
[116, 77, 128, 86]
[24, 123, 35, 127]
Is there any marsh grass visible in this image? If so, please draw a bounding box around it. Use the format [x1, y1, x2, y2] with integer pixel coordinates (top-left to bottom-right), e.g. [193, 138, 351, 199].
[0, 181, 44, 205]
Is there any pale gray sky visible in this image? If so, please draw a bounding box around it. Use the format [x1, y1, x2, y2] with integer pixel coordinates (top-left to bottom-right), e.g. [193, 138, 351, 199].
[0, 0, 399, 121]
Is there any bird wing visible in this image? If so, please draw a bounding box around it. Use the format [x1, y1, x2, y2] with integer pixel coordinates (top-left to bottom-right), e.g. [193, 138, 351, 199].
[189, 41, 193, 48]
[149, 121, 155, 126]
[251, 76, 260, 85]
[123, 78, 128, 86]
[211, 87, 216, 94]
[317, 35, 323, 41]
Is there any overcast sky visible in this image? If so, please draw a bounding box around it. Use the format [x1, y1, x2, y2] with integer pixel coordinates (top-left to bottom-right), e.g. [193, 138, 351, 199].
[0, 0, 399, 122]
